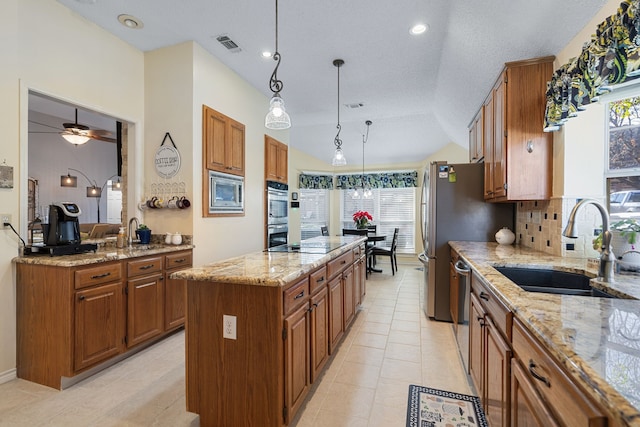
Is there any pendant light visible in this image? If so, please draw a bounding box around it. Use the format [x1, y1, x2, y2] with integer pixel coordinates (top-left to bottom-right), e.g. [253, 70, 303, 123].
[353, 120, 373, 199]
[265, 0, 291, 129]
[331, 59, 346, 166]
[61, 109, 90, 145]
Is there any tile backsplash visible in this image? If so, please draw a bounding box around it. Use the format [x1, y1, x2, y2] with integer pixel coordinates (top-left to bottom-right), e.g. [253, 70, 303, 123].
[515, 197, 601, 259]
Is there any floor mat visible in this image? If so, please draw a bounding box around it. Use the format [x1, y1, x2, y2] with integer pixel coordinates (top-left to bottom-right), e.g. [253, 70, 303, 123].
[406, 385, 487, 427]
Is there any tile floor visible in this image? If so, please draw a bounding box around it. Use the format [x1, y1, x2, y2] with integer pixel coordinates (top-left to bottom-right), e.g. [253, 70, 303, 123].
[0, 263, 471, 426]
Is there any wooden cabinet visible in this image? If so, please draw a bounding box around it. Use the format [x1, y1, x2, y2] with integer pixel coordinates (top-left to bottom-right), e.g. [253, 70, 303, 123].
[74, 282, 124, 372]
[510, 358, 560, 427]
[511, 319, 608, 427]
[163, 251, 192, 331]
[16, 249, 192, 389]
[328, 275, 344, 353]
[353, 246, 366, 306]
[470, 272, 512, 427]
[478, 56, 554, 201]
[309, 285, 329, 382]
[343, 265, 355, 329]
[468, 106, 484, 163]
[202, 104, 245, 176]
[284, 301, 310, 425]
[265, 135, 288, 183]
[126, 256, 164, 348]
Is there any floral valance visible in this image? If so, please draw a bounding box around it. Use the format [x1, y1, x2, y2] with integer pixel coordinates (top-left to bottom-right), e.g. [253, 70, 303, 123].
[335, 171, 418, 190]
[298, 173, 334, 190]
[544, 0, 640, 131]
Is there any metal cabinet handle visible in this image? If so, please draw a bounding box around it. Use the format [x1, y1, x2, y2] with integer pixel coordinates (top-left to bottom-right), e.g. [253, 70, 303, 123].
[479, 291, 490, 301]
[91, 272, 111, 279]
[140, 264, 154, 270]
[454, 260, 470, 276]
[294, 291, 305, 300]
[173, 258, 186, 263]
[528, 360, 551, 387]
[316, 276, 325, 283]
[78, 295, 86, 301]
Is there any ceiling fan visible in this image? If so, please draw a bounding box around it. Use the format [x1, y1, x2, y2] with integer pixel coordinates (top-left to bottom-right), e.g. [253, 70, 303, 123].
[29, 108, 116, 144]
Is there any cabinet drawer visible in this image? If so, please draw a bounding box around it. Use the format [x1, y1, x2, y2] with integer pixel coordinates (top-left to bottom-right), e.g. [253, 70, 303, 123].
[165, 251, 192, 270]
[512, 319, 607, 427]
[472, 273, 512, 340]
[284, 277, 310, 316]
[310, 266, 328, 295]
[127, 256, 163, 278]
[327, 251, 354, 279]
[75, 262, 122, 289]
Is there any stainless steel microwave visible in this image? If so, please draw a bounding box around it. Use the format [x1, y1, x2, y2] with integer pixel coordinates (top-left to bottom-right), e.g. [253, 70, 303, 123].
[209, 171, 244, 214]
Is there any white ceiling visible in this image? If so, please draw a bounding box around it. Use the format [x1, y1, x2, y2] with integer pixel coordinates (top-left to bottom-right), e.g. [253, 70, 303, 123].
[37, 0, 608, 165]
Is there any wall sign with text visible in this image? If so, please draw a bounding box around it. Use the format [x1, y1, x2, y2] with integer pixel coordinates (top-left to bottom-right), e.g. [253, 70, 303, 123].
[155, 132, 181, 179]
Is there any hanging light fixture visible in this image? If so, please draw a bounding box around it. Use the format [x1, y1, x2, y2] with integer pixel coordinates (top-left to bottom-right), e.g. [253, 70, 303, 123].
[331, 59, 346, 166]
[61, 109, 91, 145]
[353, 120, 373, 199]
[265, 0, 291, 129]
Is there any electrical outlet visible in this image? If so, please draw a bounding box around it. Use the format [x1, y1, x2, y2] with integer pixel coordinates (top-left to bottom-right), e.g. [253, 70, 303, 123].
[223, 315, 237, 340]
[1, 214, 10, 226]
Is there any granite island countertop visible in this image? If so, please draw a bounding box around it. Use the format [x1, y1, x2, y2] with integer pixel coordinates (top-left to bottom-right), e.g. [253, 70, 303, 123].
[171, 236, 365, 287]
[450, 241, 640, 427]
[12, 243, 194, 267]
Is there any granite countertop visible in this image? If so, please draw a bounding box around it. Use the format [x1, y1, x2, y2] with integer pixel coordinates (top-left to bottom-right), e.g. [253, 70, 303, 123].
[449, 241, 640, 427]
[171, 236, 365, 287]
[12, 243, 194, 267]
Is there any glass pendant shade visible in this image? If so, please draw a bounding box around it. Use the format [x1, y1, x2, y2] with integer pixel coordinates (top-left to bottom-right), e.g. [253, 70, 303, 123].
[332, 147, 347, 166]
[61, 132, 90, 145]
[60, 174, 78, 187]
[265, 94, 291, 129]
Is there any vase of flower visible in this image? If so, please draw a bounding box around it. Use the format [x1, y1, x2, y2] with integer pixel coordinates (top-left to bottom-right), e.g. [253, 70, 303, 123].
[353, 210, 373, 229]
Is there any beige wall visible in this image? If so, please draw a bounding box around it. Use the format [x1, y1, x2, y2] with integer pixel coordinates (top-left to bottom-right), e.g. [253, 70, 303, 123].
[0, 0, 144, 380]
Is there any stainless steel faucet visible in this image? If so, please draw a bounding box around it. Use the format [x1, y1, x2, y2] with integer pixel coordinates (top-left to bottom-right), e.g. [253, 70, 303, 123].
[562, 199, 615, 282]
[128, 217, 140, 247]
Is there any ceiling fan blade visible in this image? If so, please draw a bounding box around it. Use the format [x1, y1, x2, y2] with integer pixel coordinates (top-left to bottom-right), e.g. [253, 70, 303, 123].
[28, 120, 63, 131]
[89, 134, 117, 143]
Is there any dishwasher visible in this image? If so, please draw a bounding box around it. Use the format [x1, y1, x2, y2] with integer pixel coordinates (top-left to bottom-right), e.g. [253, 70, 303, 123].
[453, 259, 471, 374]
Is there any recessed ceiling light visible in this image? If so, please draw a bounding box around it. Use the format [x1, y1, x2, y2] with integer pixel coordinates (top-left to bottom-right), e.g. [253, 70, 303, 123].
[410, 23, 429, 35]
[262, 51, 272, 58]
[118, 14, 144, 30]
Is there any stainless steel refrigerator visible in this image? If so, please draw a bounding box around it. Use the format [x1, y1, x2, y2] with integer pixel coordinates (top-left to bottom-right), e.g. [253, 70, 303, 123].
[418, 161, 514, 321]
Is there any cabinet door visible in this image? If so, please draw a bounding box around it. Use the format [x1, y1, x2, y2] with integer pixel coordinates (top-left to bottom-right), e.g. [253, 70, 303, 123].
[227, 118, 245, 174]
[449, 260, 460, 331]
[284, 302, 310, 425]
[343, 265, 355, 329]
[203, 105, 228, 172]
[492, 74, 507, 199]
[469, 107, 484, 163]
[328, 276, 344, 353]
[511, 358, 560, 427]
[75, 282, 124, 371]
[310, 286, 329, 382]
[265, 135, 288, 183]
[127, 274, 164, 347]
[485, 316, 512, 427]
[469, 294, 485, 400]
[276, 143, 288, 182]
[483, 94, 495, 200]
[164, 270, 186, 331]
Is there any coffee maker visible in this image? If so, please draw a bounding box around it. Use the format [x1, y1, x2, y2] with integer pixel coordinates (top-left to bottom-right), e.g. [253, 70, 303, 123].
[38, 202, 97, 256]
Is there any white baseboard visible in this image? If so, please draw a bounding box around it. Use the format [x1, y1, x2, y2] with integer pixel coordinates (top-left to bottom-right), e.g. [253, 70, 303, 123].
[0, 368, 17, 385]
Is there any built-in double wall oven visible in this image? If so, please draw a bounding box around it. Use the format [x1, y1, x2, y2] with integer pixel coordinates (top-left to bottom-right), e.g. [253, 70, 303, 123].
[266, 180, 288, 248]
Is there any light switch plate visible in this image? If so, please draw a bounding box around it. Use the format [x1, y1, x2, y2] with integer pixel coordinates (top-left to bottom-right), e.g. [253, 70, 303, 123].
[223, 315, 237, 340]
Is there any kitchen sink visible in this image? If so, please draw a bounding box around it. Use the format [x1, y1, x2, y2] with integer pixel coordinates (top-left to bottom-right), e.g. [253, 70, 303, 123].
[495, 266, 616, 298]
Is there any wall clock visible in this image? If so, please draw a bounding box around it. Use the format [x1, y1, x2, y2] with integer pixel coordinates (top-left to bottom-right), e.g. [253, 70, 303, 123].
[155, 132, 181, 179]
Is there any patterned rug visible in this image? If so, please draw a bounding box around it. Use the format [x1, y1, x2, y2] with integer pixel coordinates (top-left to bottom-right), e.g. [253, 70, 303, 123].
[406, 385, 488, 427]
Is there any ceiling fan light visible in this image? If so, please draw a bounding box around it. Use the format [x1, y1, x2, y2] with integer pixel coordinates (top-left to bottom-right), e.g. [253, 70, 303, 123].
[332, 147, 346, 166]
[265, 94, 291, 129]
[61, 132, 90, 145]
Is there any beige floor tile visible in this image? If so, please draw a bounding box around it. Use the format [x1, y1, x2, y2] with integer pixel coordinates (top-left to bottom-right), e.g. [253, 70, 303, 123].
[390, 319, 421, 333]
[362, 312, 393, 325]
[387, 330, 421, 345]
[319, 382, 376, 419]
[379, 358, 423, 384]
[384, 342, 421, 363]
[352, 332, 388, 349]
[344, 345, 386, 367]
[359, 321, 391, 336]
[367, 305, 395, 315]
[333, 361, 381, 389]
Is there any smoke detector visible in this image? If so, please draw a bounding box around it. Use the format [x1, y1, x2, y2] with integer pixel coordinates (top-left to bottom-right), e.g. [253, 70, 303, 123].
[215, 35, 242, 53]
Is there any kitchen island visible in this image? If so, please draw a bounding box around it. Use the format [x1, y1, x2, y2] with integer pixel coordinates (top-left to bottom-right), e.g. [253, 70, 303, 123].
[171, 236, 367, 427]
[450, 241, 640, 427]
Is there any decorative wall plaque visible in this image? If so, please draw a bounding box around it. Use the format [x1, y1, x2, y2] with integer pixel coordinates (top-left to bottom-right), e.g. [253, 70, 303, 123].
[155, 133, 181, 179]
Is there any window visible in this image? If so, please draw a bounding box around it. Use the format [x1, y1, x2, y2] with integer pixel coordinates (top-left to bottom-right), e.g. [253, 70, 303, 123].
[606, 94, 640, 222]
[299, 189, 330, 240]
[340, 188, 416, 253]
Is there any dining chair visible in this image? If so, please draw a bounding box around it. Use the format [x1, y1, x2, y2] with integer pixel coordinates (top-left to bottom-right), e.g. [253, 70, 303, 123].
[371, 227, 399, 275]
[321, 226, 329, 236]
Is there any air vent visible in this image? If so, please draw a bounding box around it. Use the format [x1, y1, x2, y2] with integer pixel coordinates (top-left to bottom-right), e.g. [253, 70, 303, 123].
[345, 102, 364, 109]
[216, 35, 242, 53]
